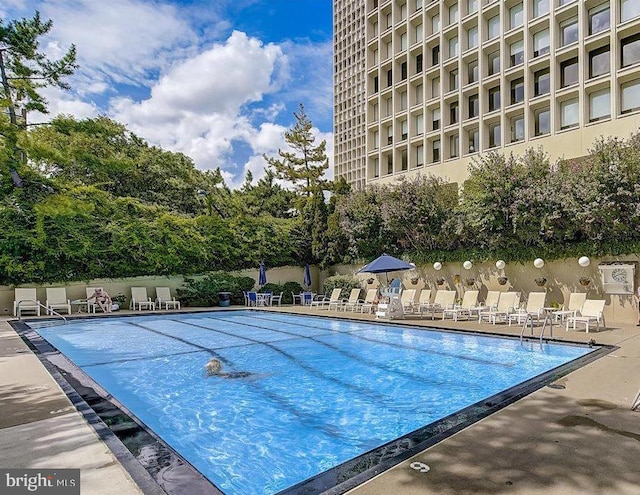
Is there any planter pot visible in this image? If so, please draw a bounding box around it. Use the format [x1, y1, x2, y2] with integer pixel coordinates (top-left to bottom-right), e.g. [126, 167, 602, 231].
[410, 277, 419, 285]
[465, 278, 475, 286]
[497, 276, 508, 286]
[579, 278, 591, 287]
[453, 274, 461, 284]
[436, 278, 445, 286]
[367, 278, 375, 285]
[535, 279, 547, 287]
[218, 291, 232, 307]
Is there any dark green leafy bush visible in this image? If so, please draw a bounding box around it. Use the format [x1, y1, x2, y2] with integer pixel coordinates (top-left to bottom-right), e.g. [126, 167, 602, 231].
[177, 273, 255, 306]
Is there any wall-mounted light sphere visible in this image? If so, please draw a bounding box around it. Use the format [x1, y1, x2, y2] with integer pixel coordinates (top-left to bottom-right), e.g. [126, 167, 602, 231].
[534, 258, 545, 269]
[463, 261, 473, 270]
[578, 256, 591, 267]
[495, 260, 506, 270]
[433, 262, 442, 271]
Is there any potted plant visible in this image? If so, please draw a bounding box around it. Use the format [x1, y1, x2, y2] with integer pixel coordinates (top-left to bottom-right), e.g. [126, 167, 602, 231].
[579, 276, 591, 287]
[436, 277, 445, 286]
[453, 274, 461, 284]
[465, 277, 475, 286]
[367, 277, 375, 285]
[497, 276, 508, 285]
[112, 293, 127, 311]
[410, 277, 419, 285]
[534, 277, 547, 287]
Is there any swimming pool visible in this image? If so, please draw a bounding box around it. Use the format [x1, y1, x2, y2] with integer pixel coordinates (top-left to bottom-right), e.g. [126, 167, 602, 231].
[28, 311, 599, 495]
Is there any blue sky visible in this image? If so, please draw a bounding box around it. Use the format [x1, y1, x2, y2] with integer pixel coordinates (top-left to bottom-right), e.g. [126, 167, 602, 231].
[2, 0, 334, 186]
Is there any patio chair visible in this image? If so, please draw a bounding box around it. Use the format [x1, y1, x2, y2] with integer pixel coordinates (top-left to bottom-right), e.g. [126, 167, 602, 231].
[479, 292, 520, 324]
[552, 292, 587, 322]
[85, 287, 103, 313]
[376, 294, 404, 320]
[13, 288, 41, 317]
[399, 289, 417, 312]
[130, 287, 156, 311]
[311, 288, 342, 310]
[442, 290, 479, 321]
[155, 287, 181, 310]
[508, 292, 546, 326]
[247, 291, 258, 307]
[270, 292, 283, 306]
[566, 299, 606, 333]
[340, 288, 363, 311]
[45, 287, 71, 315]
[420, 290, 456, 319]
[291, 292, 303, 305]
[359, 288, 379, 313]
[414, 289, 432, 314]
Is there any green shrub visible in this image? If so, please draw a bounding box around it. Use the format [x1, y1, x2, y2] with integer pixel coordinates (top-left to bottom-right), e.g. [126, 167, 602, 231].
[322, 275, 362, 296]
[282, 281, 304, 304]
[177, 272, 255, 306]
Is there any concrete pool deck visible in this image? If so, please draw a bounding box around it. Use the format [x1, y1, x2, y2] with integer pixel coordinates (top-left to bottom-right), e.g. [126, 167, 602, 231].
[0, 307, 639, 495]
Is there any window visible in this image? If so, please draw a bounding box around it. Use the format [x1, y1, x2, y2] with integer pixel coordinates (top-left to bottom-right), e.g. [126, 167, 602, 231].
[431, 13, 440, 33]
[533, 29, 550, 57]
[468, 94, 479, 118]
[488, 51, 500, 75]
[509, 3, 524, 29]
[386, 12, 393, 29]
[416, 113, 424, 134]
[415, 83, 424, 104]
[621, 79, 640, 114]
[511, 115, 524, 142]
[487, 15, 500, 39]
[416, 144, 424, 167]
[415, 23, 423, 43]
[449, 3, 459, 24]
[467, 26, 478, 49]
[589, 46, 610, 78]
[534, 68, 550, 96]
[449, 36, 459, 58]
[510, 40, 524, 66]
[374, 76, 379, 92]
[387, 125, 393, 144]
[489, 86, 501, 111]
[415, 0, 423, 10]
[401, 61, 408, 80]
[589, 88, 610, 122]
[489, 122, 501, 148]
[401, 3, 407, 20]
[401, 119, 408, 140]
[510, 77, 524, 104]
[561, 57, 579, 87]
[450, 101, 459, 124]
[373, 102, 379, 121]
[468, 59, 478, 83]
[468, 128, 479, 153]
[432, 76, 440, 97]
[561, 98, 579, 129]
[416, 53, 423, 73]
[560, 18, 578, 46]
[401, 32, 408, 51]
[386, 97, 393, 116]
[401, 149, 408, 171]
[622, 34, 640, 67]
[387, 155, 393, 174]
[450, 69, 459, 91]
[467, 0, 478, 15]
[450, 134, 459, 158]
[432, 108, 441, 130]
[372, 157, 380, 178]
[400, 90, 408, 110]
[533, 0, 549, 17]
[589, 4, 610, 35]
[387, 69, 393, 87]
[373, 130, 380, 149]
[432, 139, 441, 162]
[534, 107, 550, 136]
[621, 0, 640, 22]
[432, 45, 440, 65]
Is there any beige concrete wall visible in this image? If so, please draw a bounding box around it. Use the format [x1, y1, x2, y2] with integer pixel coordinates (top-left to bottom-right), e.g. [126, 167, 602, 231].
[330, 255, 640, 325]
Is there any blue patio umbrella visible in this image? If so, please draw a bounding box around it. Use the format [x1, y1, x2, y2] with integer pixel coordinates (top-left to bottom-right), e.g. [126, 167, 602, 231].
[258, 262, 267, 286]
[303, 264, 312, 288]
[357, 253, 414, 285]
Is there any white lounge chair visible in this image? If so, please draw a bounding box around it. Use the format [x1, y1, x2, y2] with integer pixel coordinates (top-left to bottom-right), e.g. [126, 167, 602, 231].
[155, 287, 180, 310]
[552, 292, 587, 322]
[13, 288, 40, 317]
[443, 290, 479, 321]
[421, 290, 456, 319]
[130, 287, 156, 311]
[399, 289, 417, 312]
[508, 292, 546, 326]
[340, 288, 363, 311]
[311, 288, 342, 310]
[415, 289, 432, 314]
[359, 288, 379, 313]
[479, 292, 520, 324]
[45, 288, 71, 315]
[566, 299, 606, 333]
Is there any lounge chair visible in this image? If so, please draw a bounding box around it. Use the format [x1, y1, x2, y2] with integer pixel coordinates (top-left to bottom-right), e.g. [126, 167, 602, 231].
[359, 288, 379, 313]
[566, 299, 606, 333]
[442, 290, 479, 321]
[13, 288, 40, 317]
[156, 287, 180, 310]
[376, 294, 404, 319]
[311, 288, 342, 310]
[552, 292, 587, 322]
[399, 289, 417, 312]
[421, 290, 456, 319]
[340, 288, 363, 311]
[130, 287, 156, 311]
[414, 289, 432, 314]
[508, 292, 546, 326]
[45, 288, 71, 315]
[479, 292, 520, 324]
[476, 290, 500, 319]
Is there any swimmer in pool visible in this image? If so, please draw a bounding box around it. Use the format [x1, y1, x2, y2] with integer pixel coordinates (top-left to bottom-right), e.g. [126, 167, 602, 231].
[205, 358, 251, 379]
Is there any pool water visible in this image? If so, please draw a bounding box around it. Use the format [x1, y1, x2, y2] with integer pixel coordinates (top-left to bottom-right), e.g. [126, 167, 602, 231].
[34, 311, 593, 495]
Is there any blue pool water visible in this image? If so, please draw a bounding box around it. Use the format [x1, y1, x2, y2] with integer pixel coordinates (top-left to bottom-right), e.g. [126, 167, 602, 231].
[33, 311, 593, 495]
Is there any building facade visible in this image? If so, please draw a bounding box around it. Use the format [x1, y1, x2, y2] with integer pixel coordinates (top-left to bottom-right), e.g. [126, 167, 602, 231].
[334, 0, 640, 188]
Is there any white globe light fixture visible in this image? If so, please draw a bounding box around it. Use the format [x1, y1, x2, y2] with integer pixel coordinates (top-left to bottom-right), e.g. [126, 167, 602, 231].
[578, 256, 591, 267]
[533, 258, 545, 269]
[463, 260, 473, 270]
[495, 260, 506, 270]
[433, 262, 442, 271]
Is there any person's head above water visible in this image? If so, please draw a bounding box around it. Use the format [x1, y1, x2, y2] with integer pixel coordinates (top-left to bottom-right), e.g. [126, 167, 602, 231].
[205, 358, 222, 375]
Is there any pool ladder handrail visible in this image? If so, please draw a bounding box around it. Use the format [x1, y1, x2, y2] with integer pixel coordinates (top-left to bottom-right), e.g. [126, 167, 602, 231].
[519, 311, 553, 344]
[16, 299, 68, 324]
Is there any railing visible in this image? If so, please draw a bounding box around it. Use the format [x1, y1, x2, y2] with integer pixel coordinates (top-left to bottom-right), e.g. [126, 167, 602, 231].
[16, 299, 67, 324]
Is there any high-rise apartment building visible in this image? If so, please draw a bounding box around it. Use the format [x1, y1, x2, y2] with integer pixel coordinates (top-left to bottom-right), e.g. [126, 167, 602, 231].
[334, 0, 640, 189]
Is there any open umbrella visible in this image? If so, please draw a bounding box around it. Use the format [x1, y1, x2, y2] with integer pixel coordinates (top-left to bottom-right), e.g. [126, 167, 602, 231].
[303, 264, 312, 288]
[258, 262, 267, 286]
[357, 253, 414, 285]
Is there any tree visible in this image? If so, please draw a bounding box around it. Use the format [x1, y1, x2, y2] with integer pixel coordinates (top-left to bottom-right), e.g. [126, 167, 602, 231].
[0, 11, 77, 189]
[264, 103, 329, 199]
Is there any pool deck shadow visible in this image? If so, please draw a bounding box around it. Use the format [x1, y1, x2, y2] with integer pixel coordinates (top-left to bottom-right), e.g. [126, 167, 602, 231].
[1, 306, 640, 495]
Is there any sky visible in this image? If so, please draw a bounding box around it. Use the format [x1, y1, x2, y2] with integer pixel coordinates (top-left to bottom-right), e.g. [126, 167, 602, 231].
[2, 0, 334, 187]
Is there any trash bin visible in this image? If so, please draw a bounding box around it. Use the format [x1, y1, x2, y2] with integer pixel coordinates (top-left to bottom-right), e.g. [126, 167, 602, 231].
[218, 292, 232, 307]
